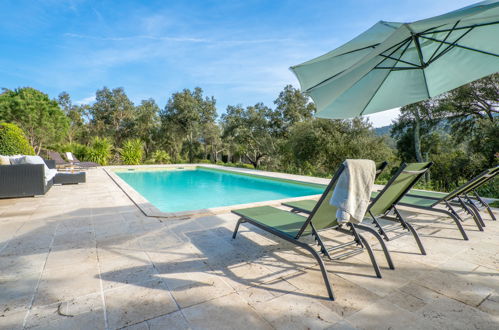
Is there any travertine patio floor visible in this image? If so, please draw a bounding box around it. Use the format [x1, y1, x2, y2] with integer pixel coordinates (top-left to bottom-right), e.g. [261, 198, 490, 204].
[0, 168, 498, 329]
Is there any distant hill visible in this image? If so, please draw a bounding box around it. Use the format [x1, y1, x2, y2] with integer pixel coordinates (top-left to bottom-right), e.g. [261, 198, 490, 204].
[374, 125, 392, 136]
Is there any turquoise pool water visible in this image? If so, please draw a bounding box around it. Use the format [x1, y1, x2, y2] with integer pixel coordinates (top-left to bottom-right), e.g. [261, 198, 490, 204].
[115, 167, 324, 212]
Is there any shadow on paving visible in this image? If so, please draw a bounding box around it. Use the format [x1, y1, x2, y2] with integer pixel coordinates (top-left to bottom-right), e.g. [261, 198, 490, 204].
[1, 201, 498, 329]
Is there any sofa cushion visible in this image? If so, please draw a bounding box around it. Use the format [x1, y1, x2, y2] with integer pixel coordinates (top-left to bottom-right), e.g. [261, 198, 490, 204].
[0, 155, 9, 165]
[16, 155, 54, 184]
[9, 155, 24, 164]
[46, 168, 58, 183]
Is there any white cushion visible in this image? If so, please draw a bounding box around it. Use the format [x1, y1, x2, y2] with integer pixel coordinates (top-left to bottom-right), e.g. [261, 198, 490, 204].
[0, 155, 10, 165]
[17, 155, 54, 183]
[9, 155, 24, 164]
[45, 168, 58, 184]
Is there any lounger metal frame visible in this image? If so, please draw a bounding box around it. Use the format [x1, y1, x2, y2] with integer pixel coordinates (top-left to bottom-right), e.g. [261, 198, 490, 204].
[232, 165, 395, 300]
[232, 164, 394, 301]
[285, 162, 432, 255]
[402, 166, 499, 238]
[367, 163, 433, 255]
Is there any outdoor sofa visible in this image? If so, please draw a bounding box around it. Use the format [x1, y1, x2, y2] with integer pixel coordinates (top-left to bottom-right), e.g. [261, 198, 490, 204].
[0, 155, 86, 198]
[0, 157, 56, 198]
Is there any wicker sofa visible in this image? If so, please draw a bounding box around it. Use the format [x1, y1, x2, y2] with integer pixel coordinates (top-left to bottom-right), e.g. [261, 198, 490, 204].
[0, 159, 56, 198]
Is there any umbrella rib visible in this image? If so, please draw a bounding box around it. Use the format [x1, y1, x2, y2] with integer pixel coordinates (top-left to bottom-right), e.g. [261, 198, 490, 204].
[374, 37, 415, 68]
[378, 54, 420, 67]
[334, 44, 380, 58]
[422, 33, 499, 60]
[413, 34, 426, 68]
[359, 39, 413, 117]
[290, 44, 380, 70]
[424, 27, 475, 65]
[427, 20, 460, 64]
[305, 39, 410, 92]
[420, 20, 499, 35]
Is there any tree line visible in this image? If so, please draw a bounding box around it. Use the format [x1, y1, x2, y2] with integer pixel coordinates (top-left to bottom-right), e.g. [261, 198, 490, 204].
[0, 74, 497, 196]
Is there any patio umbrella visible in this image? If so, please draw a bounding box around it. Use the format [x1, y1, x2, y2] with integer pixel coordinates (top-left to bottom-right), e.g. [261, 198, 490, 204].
[290, 0, 499, 119]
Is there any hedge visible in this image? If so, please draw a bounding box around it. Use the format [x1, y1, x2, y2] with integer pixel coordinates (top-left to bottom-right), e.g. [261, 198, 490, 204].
[0, 122, 35, 155]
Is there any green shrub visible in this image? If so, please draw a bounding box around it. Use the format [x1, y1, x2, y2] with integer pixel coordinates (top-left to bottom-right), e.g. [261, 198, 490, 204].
[149, 150, 170, 164]
[86, 137, 112, 165]
[52, 142, 89, 161]
[0, 122, 35, 155]
[232, 163, 253, 169]
[476, 177, 499, 199]
[71, 144, 90, 162]
[198, 159, 212, 164]
[119, 139, 143, 165]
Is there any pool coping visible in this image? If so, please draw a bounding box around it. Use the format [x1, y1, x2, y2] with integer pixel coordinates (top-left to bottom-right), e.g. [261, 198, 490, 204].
[104, 164, 331, 219]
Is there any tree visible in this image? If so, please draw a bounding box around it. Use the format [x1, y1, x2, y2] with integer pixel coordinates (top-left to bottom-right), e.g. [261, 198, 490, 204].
[0, 87, 68, 154]
[134, 99, 160, 158]
[203, 122, 224, 162]
[221, 103, 277, 168]
[390, 73, 499, 191]
[391, 100, 441, 163]
[438, 73, 499, 167]
[270, 85, 315, 137]
[160, 88, 217, 162]
[57, 92, 87, 144]
[89, 87, 135, 145]
[284, 118, 394, 176]
[440, 73, 499, 123]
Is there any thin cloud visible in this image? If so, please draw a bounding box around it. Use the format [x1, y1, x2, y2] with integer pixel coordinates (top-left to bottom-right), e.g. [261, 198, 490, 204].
[64, 33, 295, 46]
[75, 95, 96, 105]
[64, 33, 209, 43]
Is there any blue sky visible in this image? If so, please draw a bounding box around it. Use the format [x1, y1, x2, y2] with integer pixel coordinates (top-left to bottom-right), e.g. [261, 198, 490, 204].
[0, 0, 476, 127]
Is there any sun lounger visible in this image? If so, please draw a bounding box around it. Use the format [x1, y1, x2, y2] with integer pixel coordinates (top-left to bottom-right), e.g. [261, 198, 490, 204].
[400, 166, 499, 231]
[47, 150, 72, 168]
[231, 163, 394, 300]
[285, 162, 433, 254]
[65, 152, 100, 168]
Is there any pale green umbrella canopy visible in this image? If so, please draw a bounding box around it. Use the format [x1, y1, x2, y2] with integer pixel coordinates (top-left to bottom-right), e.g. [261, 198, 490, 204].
[291, 0, 499, 119]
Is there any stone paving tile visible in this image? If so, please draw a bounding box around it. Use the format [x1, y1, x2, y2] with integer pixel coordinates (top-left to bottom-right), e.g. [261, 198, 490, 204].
[43, 247, 97, 271]
[325, 320, 359, 330]
[283, 269, 382, 318]
[123, 310, 189, 330]
[104, 278, 178, 329]
[415, 293, 499, 330]
[346, 299, 436, 330]
[181, 292, 272, 330]
[412, 268, 494, 307]
[33, 264, 101, 307]
[0, 309, 26, 330]
[100, 262, 157, 291]
[1, 168, 498, 330]
[477, 291, 499, 316]
[24, 292, 104, 329]
[159, 266, 235, 308]
[250, 291, 342, 329]
[236, 277, 300, 305]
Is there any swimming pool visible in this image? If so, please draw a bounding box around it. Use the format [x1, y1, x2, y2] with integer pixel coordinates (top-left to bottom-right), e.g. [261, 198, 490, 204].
[114, 167, 325, 213]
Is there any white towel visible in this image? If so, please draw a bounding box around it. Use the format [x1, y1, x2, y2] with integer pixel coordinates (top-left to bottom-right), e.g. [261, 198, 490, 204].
[329, 159, 376, 224]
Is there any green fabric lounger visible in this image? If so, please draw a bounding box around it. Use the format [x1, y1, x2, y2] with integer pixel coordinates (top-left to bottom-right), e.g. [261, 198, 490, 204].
[285, 162, 434, 253]
[405, 166, 499, 224]
[231, 163, 394, 301]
